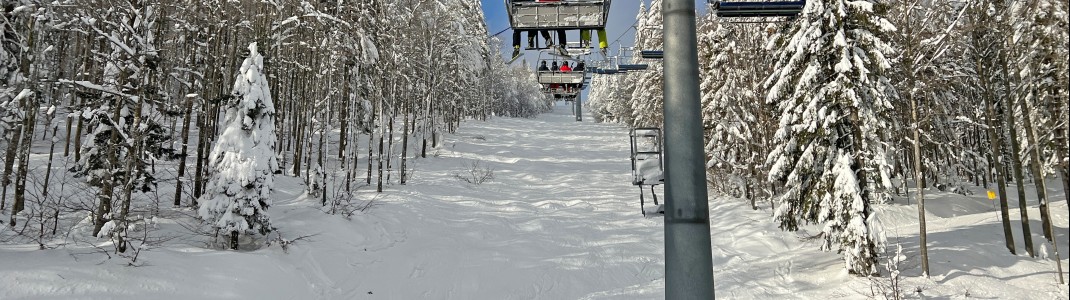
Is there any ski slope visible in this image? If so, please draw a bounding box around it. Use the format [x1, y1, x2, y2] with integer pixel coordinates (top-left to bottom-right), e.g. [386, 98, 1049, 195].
[1, 104, 1068, 299]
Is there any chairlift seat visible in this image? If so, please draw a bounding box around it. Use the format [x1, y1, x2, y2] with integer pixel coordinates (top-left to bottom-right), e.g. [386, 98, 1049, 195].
[537, 71, 586, 84]
[630, 127, 664, 186]
[508, 0, 612, 30]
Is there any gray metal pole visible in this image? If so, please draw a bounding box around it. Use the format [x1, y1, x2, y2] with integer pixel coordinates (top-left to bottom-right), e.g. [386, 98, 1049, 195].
[662, 0, 714, 298]
[576, 93, 583, 121]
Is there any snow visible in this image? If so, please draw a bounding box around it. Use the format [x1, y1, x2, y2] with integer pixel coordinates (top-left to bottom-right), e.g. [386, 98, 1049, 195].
[13, 88, 32, 101]
[636, 157, 663, 184]
[1, 105, 1068, 299]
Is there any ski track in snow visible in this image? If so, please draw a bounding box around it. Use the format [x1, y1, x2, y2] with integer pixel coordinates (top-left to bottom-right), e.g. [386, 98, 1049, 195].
[1, 104, 1068, 299]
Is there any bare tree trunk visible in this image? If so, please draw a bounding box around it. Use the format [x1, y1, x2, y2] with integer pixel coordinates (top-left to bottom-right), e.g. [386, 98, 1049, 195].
[174, 89, 194, 205]
[400, 99, 411, 185]
[377, 120, 385, 192]
[908, 74, 930, 278]
[421, 93, 432, 158]
[385, 83, 396, 185]
[192, 107, 207, 201]
[366, 130, 374, 184]
[41, 123, 58, 228]
[118, 91, 145, 254]
[1002, 100, 1035, 257]
[230, 230, 239, 250]
[0, 115, 21, 212]
[339, 67, 350, 161]
[292, 96, 304, 178]
[9, 16, 41, 225]
[10, 95, 37, 227]
[1020, 90, 1053, 241]
[998, 48, 1035, 258]
[983, 88, 1016, 255]
[92, 94, 123, 237]
[72, 35, 94, 161]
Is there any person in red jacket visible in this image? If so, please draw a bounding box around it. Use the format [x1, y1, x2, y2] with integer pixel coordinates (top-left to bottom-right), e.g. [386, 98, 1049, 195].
[559, 62, 572, 72]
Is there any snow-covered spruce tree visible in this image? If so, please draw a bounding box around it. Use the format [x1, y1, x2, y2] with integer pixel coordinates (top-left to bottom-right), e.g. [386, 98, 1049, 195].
[587, 74, 616, 122]
[587, 2, 649, 126]
[700, 17, 777, 200]
[628, 0, 665, 128]
[764, 0, 897, 275]
[198, 42, 279, 250]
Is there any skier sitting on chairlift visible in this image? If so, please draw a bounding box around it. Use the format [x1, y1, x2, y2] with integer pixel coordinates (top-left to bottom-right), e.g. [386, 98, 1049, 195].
[580, 29, 609, 55]
[512, 29, 553, 59]
[510, 0, 556, 59]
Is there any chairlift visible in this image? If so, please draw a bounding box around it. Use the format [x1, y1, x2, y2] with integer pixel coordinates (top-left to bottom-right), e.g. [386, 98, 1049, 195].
[507, 0, 613, 30]
[587, 45, 651, 75]
[536, 58, 586, 83]
[630, 127, 665, 215]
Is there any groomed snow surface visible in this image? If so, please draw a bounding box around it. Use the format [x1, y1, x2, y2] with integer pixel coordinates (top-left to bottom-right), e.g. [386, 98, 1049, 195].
[2, 104, 1068, 299]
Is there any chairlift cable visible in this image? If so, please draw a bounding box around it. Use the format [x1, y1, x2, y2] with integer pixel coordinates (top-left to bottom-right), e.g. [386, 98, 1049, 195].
[605, 18, 642, 54]
[490, 26, 512, 38]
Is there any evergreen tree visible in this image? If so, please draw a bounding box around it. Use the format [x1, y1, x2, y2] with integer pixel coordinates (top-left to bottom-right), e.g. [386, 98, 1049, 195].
[587, 74, 617, 122]
[628, 0, 664, 128]
[588, 2, 647, 126]
[198, 42, 279, 250]
[764, 0, 897, 275]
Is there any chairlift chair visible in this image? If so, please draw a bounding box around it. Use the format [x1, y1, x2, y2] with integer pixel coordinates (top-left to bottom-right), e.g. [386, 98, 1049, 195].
[507, 0, 613, 31]
[588, 46, 651, 75]
[629, 127, 665, 215]
[536, 58, 587, 93]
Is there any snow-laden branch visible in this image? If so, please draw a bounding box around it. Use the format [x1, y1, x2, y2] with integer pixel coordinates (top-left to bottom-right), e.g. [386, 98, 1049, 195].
[58, 79, 137, 100]
[79, 16, 137, 56]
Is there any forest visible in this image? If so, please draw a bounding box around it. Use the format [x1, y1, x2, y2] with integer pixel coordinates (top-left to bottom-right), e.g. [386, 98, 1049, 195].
[0, 0, 548, 250]
[588, 0, 1067, 275]
[0, 0, 1066, 293]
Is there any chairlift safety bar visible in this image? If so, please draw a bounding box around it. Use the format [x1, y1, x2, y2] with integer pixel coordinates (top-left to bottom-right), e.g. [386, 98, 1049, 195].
[711, 1, 805, 18]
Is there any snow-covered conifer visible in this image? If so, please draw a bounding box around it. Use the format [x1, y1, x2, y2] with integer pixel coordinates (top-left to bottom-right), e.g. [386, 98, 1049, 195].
[764, 0, 897, 275]
[628, 0, 665, 128]
[198, 42, 279, 250]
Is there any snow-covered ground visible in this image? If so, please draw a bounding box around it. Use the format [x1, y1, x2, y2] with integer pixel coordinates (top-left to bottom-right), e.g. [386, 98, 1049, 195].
[1, 104, 1068, 299]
